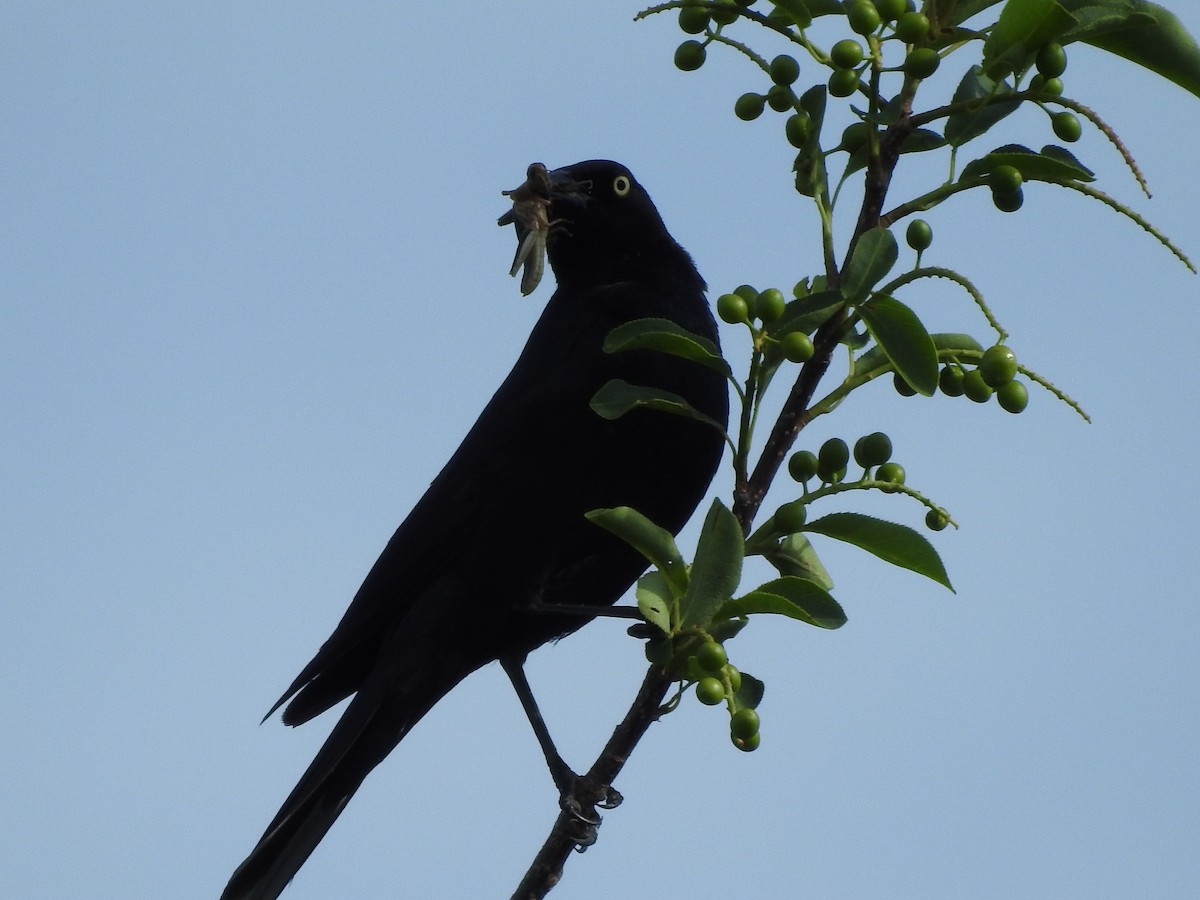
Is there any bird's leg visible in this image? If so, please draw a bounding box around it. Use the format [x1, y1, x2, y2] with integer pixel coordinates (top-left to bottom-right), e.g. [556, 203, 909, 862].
[500, 656, 623, 842]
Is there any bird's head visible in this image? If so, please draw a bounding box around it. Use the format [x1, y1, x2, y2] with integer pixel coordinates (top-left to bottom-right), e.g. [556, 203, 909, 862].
[500, 160, 691, 293]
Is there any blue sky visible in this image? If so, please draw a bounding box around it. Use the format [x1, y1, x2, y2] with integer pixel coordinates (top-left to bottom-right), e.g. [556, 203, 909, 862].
[3, 4, 1198, 898]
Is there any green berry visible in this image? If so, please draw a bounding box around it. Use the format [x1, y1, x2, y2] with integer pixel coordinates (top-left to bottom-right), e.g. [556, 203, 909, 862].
[996, 379, 1029, 413]
[785, 111, 812, 148]
[678, 7, 710, 34]
[828, 68, 860, 97]
[990, 164, 1023, 196]
[717, 292, 749, 324]
[757, 288, 786, 322]
[733, 731, 761, 752]
[830, 38, 865, 70]
[696, 640, 729, 673]
[775, 499, 808, 533]
[781, 331, 815, 363]
[875, 461, 905, 485]
[893, 372, 917, 396]
[674, 40, 706, 71]
[963, 368, 993, 403]
[939, 364, 965, 397]
[894, 11, 930, 43]
[1030, 75, 1064, 97]
[905, 219, 932, 251]
[696, 676, 726, 706]
[979, 344, 1018, 387]
[770, 53, 801, 85]
[925, 508, 949, 531]
[730, 707, 761, 740]
[841, 121, 872, 154]
[818, 437, 850, 480]
[1036, 42, 1067, 78]
[733, 283, 759, 317]
[904, 47, 940, 79]
[710, 0, 740, 26]
[766, 84, 795, 112]
[875, 0, 907, 22]
[735, 92, 766, 121]
[847, 0, 882, 35]
[733, 283, 759, 303]
[992, 186, 1024, 212]
[1052, 111, 1082, 142]
[788, 449, 819, 482]
[854, 431, 893, 468]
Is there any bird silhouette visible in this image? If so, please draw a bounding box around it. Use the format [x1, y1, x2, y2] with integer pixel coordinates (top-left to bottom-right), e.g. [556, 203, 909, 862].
[222, 160, 729, 899]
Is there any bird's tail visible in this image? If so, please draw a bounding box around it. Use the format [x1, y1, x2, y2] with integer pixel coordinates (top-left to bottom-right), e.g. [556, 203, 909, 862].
[221, 776, 358, 900]
[221, 667, 461, 900]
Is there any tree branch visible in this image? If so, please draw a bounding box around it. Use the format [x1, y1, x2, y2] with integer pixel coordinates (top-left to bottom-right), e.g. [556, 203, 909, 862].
[511, 666, 674, 900]
[518, 21, 922, 898]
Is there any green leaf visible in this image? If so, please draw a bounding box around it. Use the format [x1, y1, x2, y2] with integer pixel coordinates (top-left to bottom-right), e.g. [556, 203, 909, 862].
[841, 228, 899, 303]
[590, 379, 727, 432]
[720, 576, 847, 629]
[932, 332, 986, 354]
[586, 506, 688, 596]
[858, 294, 939, 396]
[950, 0, 1005, 25]
[761, 532, 834, 590]
[960, 143, 1095, 183]
[944, 67, 1021, 148]
[982, 0, 1077, 78]
[1067, 1, 1200, 99]
[804, 512, 954, 590]
[635, 570, 673, 635]
[1038, 145, 1097, 180]
[844, 128, 948, 177]
[793, 85, 828, 198]
[733, 671, 765, 712]
[855, 331, 986, 379]
[681, 499, 745, 627]
[709, 616, 749, 643]
[603, 317, 732, 378]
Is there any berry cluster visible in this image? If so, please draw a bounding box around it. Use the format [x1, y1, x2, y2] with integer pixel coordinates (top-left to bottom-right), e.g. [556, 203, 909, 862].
[910, 344, 1029, 413]
[786, 431, 903, 490]
[690, 638, 761, 752]
[674, 4, 1086, 221]
[717, 283, 816, 363]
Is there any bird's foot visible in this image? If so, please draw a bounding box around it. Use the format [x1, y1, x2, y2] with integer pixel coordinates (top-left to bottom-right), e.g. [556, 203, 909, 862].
[557, 775, 622, 850]
[598, 785, 623, 809]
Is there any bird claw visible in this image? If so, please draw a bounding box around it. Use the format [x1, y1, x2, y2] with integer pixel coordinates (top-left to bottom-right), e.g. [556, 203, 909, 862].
[568, 821, 599, 851]
[556, 774, 622, 850]
[559, 792, 602, 827]
[598, 786, 623, 810]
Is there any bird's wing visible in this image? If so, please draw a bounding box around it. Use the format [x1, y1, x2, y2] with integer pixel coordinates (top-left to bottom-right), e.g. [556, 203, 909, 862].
[263, 281, 649, 725]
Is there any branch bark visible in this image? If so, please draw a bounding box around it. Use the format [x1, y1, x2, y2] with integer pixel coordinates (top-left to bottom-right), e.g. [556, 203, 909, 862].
[510, 667, 674, 900]
[516, 45, 916, 900]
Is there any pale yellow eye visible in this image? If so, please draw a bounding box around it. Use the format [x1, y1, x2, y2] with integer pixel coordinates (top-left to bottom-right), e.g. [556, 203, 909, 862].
[612, 175, 632, 197]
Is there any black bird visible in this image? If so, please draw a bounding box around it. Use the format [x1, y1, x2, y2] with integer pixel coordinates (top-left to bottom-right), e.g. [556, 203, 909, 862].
[221, 160, 729, 899]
